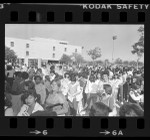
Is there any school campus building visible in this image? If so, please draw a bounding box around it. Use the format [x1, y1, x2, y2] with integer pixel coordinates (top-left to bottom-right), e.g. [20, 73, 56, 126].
[5, 37, 83, 67]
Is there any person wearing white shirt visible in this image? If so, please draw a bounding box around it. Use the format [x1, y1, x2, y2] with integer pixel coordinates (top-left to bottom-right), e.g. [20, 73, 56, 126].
[17, 90, 44, 116]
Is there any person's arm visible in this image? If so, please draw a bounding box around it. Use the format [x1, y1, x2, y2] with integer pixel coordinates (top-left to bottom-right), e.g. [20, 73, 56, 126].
[129, 91, 141, 101]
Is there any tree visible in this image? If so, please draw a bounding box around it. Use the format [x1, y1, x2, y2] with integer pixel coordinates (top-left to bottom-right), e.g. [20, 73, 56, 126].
[123, 60, 129, 66]
[87, 47, 102, 62]
[59, 54, 72, 64]
[131, 26, 144, 69]
[115, 58, 122, 65]
[5, 46, 17, 63]
[71, 53, 85, 64]
[129, 60, 137, 67]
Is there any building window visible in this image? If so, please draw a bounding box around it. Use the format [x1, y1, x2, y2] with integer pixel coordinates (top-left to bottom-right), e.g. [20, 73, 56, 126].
[75, 49, 77, 53]
[64, 48, 67, 52]
[26, 43, 29, 48]
[53, 46, 55, 51]
[10, 42, 14, 47]
[53, 53, 55, 58]
[26, 51, 29, 56]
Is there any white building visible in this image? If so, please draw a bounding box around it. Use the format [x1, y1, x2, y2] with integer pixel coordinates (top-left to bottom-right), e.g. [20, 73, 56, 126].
[5, 37, 82, 67]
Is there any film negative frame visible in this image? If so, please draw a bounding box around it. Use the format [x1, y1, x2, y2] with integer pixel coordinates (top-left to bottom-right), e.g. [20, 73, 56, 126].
[0, 2, 150, 137]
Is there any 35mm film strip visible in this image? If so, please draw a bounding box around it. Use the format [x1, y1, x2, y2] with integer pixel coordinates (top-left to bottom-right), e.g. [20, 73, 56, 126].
[0, 3, 149, 137]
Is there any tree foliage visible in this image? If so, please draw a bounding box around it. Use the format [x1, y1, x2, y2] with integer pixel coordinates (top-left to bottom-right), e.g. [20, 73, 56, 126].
[59, 54, 72, 64]
[5, 46, 17, 62]
[115, 58, 122, 65]
[131, 26, 144, 69]
[87, 47, 102, 61]
[71, 53, 85, 64]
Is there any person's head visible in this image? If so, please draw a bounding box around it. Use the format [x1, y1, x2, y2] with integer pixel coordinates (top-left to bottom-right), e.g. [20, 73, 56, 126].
[51, 79, 61, 93]
[96, 72, 101, 79]
[89, 75, 96, 83]
[89, 102, 112, 116]
[103, 84, 112, 95]
[70, 73, 76, 83]
[119, 102, 144, 117]
[45, 75, 50, 82]
[64, 72, 70, 79]
[132, 77, 137, 83]
[34, 75, 42, 84]
[50, 70, 55, 77]
[24, 80, 35, 91]
[21, 72, 29, 80]
[102, 71, 109, 82]
[21, 90, 40, 106]
[14, 71, 22, 79]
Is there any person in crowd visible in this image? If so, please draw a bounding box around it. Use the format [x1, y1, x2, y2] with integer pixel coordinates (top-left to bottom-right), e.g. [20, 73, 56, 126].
[119, 102, 144, 116]
[45, 79, 69, 116]
[84, 74, 99, 110]
[17, 90, 44, 116]
[49, 70, 56, 82]
[5, 64, 15, 88]
[11, 72, 22, 95]
[100, 84, 115, 113]
[60, 72, 70, 97]
[67, 73, 82, 115]
[44, 75, 52, 93]
[34, 75, 47, 105]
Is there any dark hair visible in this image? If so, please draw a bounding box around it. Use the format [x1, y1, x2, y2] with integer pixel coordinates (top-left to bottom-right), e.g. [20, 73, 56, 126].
[89, 75, 96, 82]
[101, 70, 109, 77]
[14, 71, 22, 78]
[52, 79, 61, 88]
[89, 102, 112, 116]
[21, 89, 41, 104]
[103, 84, 112, 95]
[119, 102, 144, 116]
[34, 75, 42, 81]
[24, 80, 35, 90]
[21, 72, 29, 80]
[70, 73, 76, 82]
[64, 72, 70, 78]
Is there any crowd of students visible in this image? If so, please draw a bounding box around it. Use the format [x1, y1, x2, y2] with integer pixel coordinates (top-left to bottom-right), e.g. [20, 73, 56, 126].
[5, 62, 144, 116]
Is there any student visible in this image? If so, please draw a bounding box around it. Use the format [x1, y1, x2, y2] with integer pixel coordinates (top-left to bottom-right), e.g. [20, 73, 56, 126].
[67, 74, 82, 115]
[34, 75, 47, 105]
[100, 84, 115, 112]
[84, 74, 99, 110]
[119, 102, 144, 117]
[45, 79, 69, 116]
[17, 90, 44, 116]
[60, 72, 70, 97]
[11, 72, 22, 95]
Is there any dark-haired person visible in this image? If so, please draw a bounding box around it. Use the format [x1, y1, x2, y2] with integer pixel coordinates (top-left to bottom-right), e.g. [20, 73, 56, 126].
[11, 72, 22, 95]
[5, 65, 15, 88]
[49, 70, 56, 82]
[60, 72, 70, 97]
[84, 75, 99, 110]
[67, 74, 82, 115]
[119, 102, 144, 117]
[17, 90, 44, 116]
[45, 79, 69, 116]
[89, 102, 112, 116]
[34, 75, 47, 105]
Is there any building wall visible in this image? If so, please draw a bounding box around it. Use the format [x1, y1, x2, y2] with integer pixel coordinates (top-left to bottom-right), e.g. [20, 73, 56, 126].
[5, 37, 82, 62]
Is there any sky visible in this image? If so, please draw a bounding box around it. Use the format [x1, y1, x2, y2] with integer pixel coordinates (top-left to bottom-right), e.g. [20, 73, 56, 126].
[5, 24, 144, 62]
